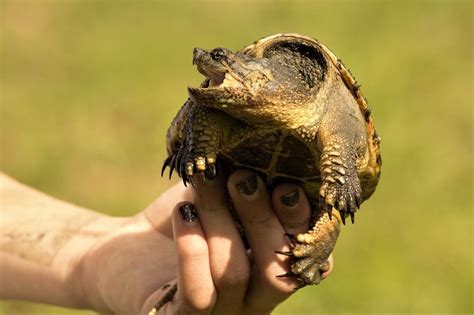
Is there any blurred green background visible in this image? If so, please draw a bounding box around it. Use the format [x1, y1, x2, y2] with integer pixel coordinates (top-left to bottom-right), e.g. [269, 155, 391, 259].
[1, 0, 472, 314]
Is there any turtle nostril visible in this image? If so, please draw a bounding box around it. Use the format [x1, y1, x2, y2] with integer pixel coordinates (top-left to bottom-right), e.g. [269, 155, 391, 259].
[210, 48, 226, 61]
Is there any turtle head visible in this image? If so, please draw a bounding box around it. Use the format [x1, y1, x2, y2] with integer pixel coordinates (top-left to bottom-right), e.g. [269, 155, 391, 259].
[188, 47, 275, 109]
[188, 35, 329, 125]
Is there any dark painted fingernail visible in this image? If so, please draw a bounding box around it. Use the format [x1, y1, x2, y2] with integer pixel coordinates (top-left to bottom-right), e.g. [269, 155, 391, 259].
[179, 203, 198, 223]
[236, 174, 258, 195]
[281, 189, 299, 207]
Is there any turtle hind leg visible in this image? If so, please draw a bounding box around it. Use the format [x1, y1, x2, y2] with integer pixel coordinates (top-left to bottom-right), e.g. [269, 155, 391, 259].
[277, 210, 340, 286]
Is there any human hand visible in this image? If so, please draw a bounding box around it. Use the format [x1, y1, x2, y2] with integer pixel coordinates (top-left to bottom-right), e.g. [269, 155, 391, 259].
[146, 170, 333, 315]
[74, 170, 333, 314]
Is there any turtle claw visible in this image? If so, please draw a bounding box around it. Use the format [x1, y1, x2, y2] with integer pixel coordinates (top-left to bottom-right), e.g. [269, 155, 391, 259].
[168, 155, 177, 179]
[275, 250, 294, 257]
[198, 171, 207, 182]
[319, 171, 362, 225]
[340, 212, 346, 225]
[207, 163, 217, 179]
[188, 176, 196, 188]
[325, 206, 333, 221]
[276, 271, 295, 278]
[161, 151, 218, 185]
[161, 156, 172, 177]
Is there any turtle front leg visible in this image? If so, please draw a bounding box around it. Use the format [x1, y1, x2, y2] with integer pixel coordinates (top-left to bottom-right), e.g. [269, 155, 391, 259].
[162, 104, 231, 185]
[318, 141, 363, 224]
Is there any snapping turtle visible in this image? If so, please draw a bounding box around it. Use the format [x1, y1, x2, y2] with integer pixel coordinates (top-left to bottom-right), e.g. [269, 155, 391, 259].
[154, 33, 381, 312]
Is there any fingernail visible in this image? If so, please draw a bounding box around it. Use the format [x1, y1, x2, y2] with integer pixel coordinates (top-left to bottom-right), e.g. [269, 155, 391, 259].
[281, 189, 299, 207]
[179, 203, 198, 223]
[236, 174, 258, 196]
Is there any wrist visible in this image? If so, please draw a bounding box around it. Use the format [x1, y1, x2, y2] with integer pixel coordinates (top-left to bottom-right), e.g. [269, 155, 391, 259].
[53, 214, 125, 312]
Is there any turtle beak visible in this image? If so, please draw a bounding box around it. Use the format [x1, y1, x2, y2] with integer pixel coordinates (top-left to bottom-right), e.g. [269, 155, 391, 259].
[193, 47, 208, 65]
[192, 47, 226, 85]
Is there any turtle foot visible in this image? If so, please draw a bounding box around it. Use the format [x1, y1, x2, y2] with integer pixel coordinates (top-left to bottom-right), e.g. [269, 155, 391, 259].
[276, 242, 331, 286]
[319, 177, 362, 224]
[319, 147, 363, 224]
[276, 211, 340, 287]
[162, 150, 217, 186]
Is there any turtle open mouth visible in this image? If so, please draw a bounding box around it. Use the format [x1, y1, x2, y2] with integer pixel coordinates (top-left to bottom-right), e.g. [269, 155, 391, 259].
[191, 47, 244, 91]
[208, 72, 225, 87]
[198, 67, 225, 88]
[194, 67, 245, 91]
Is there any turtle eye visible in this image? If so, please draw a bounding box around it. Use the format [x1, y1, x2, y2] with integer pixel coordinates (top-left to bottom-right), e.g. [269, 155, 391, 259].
[210, 48, 226, 61]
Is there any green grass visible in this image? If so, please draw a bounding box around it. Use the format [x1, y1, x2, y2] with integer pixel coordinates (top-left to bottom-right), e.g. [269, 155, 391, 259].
[1, 0, 472, 313]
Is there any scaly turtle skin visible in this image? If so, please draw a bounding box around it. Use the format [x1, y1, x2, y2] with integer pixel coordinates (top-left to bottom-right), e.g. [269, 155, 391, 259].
[154, 33, 381, 312]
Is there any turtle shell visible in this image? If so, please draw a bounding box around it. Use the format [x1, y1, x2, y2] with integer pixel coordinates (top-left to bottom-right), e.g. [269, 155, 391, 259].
[239, 33, 381, 199]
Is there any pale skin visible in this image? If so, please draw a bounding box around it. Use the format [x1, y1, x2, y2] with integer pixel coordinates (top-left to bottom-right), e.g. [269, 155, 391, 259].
[0, 170, 333, 314]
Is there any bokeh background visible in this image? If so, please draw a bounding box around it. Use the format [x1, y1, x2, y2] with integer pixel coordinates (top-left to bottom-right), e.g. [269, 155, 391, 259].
[1, 0, 472, 314]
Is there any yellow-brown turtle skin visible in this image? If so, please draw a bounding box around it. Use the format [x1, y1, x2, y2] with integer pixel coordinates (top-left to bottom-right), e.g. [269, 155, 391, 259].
[162, 34, 381, 287]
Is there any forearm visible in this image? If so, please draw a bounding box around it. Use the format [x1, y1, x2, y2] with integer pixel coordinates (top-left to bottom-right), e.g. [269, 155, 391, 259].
[0, 173, 106, 307]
